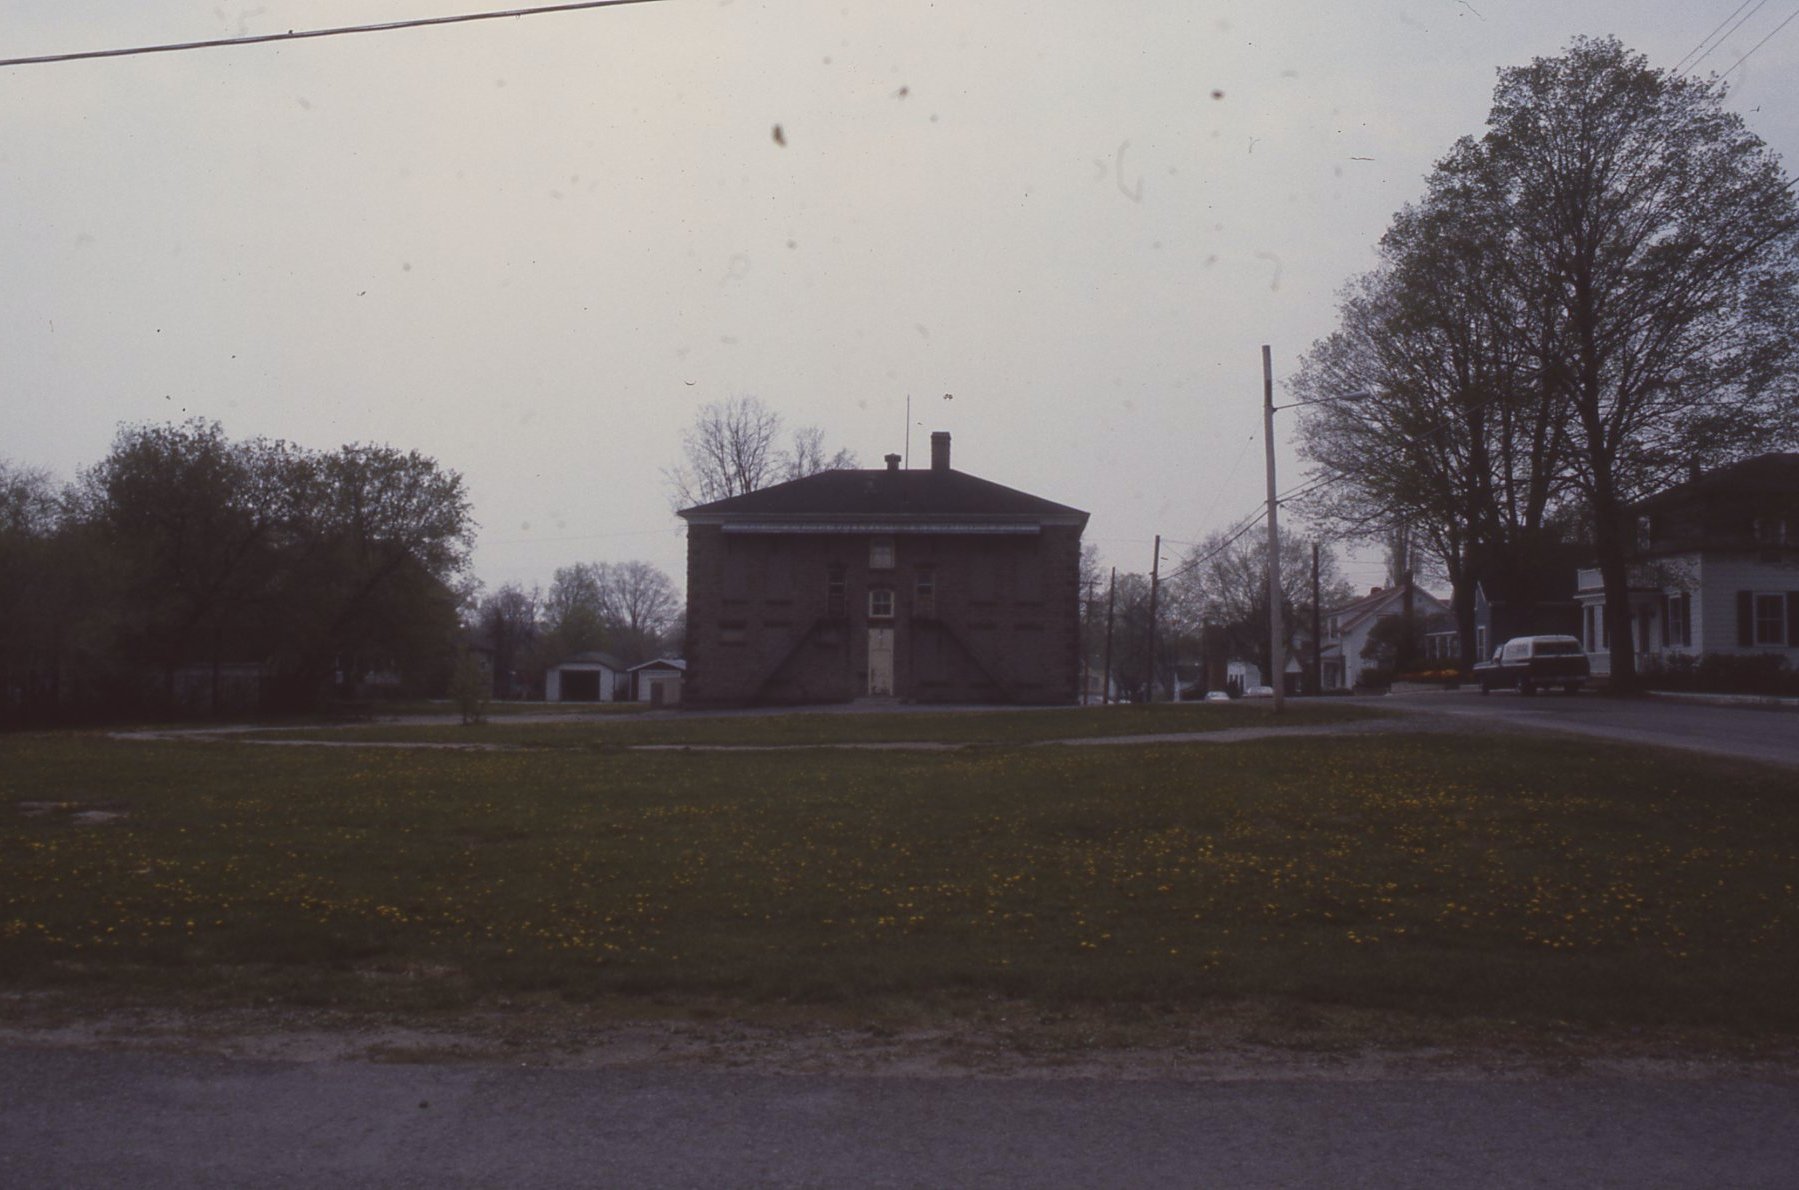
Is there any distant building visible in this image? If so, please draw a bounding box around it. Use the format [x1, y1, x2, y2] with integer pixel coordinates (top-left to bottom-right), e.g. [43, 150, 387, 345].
[676, 432, 1089, 706]
[1576, 453, 1799, 671]
[1318, 585, 1452, 689]
[628, 658, 686, 706]
[544, 651, 626, 702]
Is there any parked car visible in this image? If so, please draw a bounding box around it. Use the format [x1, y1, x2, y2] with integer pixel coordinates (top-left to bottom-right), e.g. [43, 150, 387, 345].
[1474, 635, 1590, 695]
[1203, 690, 1232, 703]
[1243, 685, 1276, 699]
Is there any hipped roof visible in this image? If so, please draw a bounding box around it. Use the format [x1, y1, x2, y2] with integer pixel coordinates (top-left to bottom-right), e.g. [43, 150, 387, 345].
[678, 467, 1087, 525]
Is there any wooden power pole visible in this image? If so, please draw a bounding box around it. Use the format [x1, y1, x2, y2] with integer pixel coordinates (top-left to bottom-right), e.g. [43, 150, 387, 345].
[1263, 345, 1284, 713]
[1102, 568, 1117, 706]
[1146, 536, 1161, 702]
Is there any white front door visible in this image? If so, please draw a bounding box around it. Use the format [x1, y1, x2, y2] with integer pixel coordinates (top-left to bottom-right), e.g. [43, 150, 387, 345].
[868, 627, 894, 696]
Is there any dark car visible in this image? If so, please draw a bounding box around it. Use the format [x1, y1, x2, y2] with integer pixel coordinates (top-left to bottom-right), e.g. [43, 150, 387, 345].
[1474, 635, 1590, 695]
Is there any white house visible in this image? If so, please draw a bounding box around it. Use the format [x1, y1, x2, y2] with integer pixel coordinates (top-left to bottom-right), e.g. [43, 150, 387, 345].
[628, 658, 686, 706]
[544, 651, 626, 702]
[1318, 585, 1453, 690]
[1575, 454, 1799, 673]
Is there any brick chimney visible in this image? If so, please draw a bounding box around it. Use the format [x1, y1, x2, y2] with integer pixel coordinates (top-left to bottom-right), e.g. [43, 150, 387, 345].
[884, 453, 901, 472]
[930, 431, 951, 472]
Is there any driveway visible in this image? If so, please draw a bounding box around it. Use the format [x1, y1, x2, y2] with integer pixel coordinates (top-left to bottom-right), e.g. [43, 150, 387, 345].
[1382, 688, 1799, 769]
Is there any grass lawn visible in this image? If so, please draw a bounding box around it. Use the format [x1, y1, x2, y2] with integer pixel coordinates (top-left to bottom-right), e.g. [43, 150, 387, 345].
[2, 723, 1795, 1047]
[246, 698, 1388, 748]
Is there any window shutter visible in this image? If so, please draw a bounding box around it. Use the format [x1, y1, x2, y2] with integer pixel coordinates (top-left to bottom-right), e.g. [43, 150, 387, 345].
[1788, 593, 1799, 648]
[1737, 591, 1754, 647]
[1659, 595, 1670, 647]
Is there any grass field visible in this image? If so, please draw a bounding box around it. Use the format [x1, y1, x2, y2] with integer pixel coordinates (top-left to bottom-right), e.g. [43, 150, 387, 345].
[247, 699, 1386, 748]
[3, 715, 1796, 1046]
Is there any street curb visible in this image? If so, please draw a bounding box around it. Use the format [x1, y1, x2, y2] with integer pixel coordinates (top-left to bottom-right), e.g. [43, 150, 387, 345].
[1645, 691, 1799, 712]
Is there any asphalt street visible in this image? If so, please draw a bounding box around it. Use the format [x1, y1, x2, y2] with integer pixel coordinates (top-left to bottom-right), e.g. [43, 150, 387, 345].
[1383, 688, 1799, 770]
[4, 1047, 1797, 1189]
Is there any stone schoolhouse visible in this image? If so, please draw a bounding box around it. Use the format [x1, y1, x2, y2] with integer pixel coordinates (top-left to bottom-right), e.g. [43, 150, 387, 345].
[677, 433, 1088, 706]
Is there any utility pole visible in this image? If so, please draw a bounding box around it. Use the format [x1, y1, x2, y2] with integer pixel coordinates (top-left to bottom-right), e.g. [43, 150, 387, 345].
[1146, 535, 1161, 702]
[1102, 568, 1117, 706]
[1397, 521, 1415, 675]
[1263, 345, 1284, 713]
[1311, 540, 1322, 697]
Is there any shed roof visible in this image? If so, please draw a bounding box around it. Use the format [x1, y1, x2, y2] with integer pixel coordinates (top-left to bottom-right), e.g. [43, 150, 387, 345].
[553, 651, 623, 670]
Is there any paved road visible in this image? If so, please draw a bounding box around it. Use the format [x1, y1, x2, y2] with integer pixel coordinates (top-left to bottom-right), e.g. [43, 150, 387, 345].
[3, 1046, 1796, 1189]
[1383, 688, 1799, 769]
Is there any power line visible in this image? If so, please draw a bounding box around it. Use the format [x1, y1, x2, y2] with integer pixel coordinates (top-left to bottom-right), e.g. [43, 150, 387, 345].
[0, 0, 666, 69]
[1675, 0, 1760, 72]
[1685, 0, 1773, 74]
[1719, 5, 1799, 78]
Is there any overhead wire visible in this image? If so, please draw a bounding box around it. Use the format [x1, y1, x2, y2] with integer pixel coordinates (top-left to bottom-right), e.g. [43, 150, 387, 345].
[0, 0, 666, 69]
[1674, 0, 1761, 72]
[1718, 5, 1799, 78]
[1684, 0, 1774, 74]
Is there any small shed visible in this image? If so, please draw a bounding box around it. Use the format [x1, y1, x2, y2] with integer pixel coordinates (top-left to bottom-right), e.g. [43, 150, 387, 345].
[545, 651, 625, 702]
[628, 658, 686, 706]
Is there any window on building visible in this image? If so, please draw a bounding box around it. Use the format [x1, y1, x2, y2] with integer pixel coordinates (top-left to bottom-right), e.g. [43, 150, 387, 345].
[1636, 515, 1653, 550]
[869, 537, 895, 570]
[869, 588, 894, 619]
[1754, 593, 1786, 646]
[827, 566, 846, 618]
[1752, 517, 1789, 546]
[914, 568, 936, 617]
[1666, 592, 1692, 648]
[719, 620, 747, 646]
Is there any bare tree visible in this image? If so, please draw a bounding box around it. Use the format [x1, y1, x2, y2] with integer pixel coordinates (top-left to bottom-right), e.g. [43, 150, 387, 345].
[1177, 531, 1354, 684]
[596, 560, 680, 664]
[664, 396, 784, 507]
[665, 396, 856, 508]
[783, 425, 858, 481]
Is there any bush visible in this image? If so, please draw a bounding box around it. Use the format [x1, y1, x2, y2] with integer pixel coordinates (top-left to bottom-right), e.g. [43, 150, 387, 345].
[1640, 652, 1799, 696]
[449, 651, 492, 724]
[1356, 666, 1394, 690]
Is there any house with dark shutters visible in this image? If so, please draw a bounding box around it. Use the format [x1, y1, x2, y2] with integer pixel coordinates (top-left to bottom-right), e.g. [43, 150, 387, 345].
[676, 432, 1088, 706]
[1574, 453, 1799, 671]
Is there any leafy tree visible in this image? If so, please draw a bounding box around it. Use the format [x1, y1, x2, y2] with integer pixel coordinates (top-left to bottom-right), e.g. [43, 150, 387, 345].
[276, 443, 474, 699]
[540, 559, 682, 668]
[541, 563, 610, 660]
[1295, 37, 1799, 688]
[0, 462, 76, 723]
[1292, 154, 1575, 667]
[67, 422, 473, 713]
[74, 421, 295, 705]
[1483, 37, 1799, 689]
[665, 396, 857, 507]
[476, 584, 540, 699]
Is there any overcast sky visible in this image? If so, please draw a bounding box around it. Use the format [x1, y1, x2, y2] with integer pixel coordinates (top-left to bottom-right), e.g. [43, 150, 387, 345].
[6, 1, 1796, 594]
